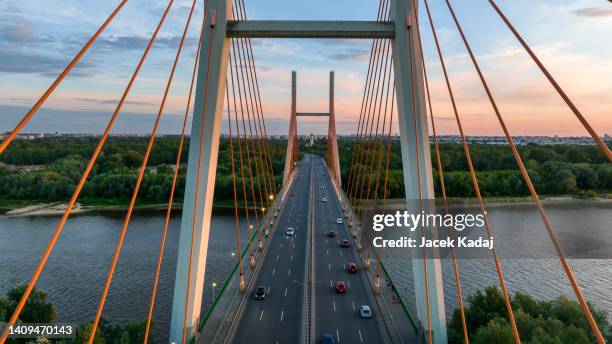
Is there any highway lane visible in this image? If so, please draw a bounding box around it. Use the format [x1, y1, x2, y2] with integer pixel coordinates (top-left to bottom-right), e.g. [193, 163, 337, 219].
[231, 157, 312, 344]
[312, 156, 387, 344]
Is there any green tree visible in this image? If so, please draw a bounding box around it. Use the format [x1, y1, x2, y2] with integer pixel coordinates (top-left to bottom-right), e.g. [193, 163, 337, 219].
[0, 284, 57, 323]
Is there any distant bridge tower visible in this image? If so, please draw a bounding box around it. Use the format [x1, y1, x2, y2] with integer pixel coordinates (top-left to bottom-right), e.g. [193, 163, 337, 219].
[282, 71, 342, 187]
[171, 1, 447, 342]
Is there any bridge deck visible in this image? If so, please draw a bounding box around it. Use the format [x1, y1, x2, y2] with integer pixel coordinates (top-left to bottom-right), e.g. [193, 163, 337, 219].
[215, 155, 417, 343]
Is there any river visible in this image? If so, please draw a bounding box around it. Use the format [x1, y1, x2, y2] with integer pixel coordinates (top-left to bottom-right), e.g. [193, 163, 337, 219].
[0, 201, 610, 341]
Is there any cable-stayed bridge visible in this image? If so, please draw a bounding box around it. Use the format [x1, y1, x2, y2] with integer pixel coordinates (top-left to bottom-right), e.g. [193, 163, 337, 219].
[0, 0, 610, 343]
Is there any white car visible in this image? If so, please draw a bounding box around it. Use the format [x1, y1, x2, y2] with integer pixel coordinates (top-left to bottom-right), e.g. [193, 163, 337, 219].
[320, 186, 325, 189]
[321, 197, 328, 202]
[286, 227, 295, 236]
[336, 218, 343, 224]
[360, 305, 372, 318]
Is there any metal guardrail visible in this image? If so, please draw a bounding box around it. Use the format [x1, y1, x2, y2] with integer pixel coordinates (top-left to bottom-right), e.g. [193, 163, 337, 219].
[187, 171, 297, 344]
[328, 167, 419, 336]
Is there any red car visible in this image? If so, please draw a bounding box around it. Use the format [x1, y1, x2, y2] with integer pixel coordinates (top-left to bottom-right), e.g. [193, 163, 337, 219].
[341, 239, 350, 248]
[347, 262, 358, 273]
[335, 281, 347, 293]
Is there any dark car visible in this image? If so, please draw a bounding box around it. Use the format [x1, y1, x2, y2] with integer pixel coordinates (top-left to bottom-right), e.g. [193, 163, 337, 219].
[347, 262, 358, 273]
[322, 334, 334, 344]
[341, 239, 350, 248]
[335, 281, 347, 293]
[328, 231, 336, 237]
[254, 286, 266, 300]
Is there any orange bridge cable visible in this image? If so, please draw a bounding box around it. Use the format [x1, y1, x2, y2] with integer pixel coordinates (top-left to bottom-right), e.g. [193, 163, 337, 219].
[345, 37, 378, 207]
[230, 22, 267, 221]
[405, 17, 433, 344]
[348, 35, 386, 208]
[381, 85, 395, 211]
[355, 38, 393, 222]
[236, 0, 276, 201]
[348, 0, 390, 202]
[413, 0, 469, 341]
[232, 3, 270, 206]
[446, 1, 606, 341]
[487, 0, 611, 161]
[376, 83, 395, 290]
[0, 0, 130, 156]
[353, 37, 391, 215]
[234, 29, 271, 214]
[351, 1, 392, 208]
[227, 84, 245, 286]
[422, 30, 470, 344]
[88, 0, 198, 339]
[426, 1, 521, 342]
[345, 0, 388, 206]
[363, 55, 394, 263]
[180, 8, 217, 343]
[360, 35, 393, 207]
[143, 0, 205, 342]
[369, 48, 394, 217]
[231, 38, 263, 249]
[229, 50, 254, 260]
[0, 2, 176, 343]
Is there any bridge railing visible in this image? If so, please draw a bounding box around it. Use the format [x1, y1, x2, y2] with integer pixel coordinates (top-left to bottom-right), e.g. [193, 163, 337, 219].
[190, 169, 297, 344]
[322, 159, 419, 342]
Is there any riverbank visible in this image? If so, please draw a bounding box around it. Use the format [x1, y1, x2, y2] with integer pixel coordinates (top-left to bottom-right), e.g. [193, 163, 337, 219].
[2, 194, 609, 217]
[0, 198, 264, 217]
[380, 195, 612, 209]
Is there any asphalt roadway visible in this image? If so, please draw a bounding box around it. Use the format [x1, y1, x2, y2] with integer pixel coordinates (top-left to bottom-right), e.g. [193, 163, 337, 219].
[311, 156, 386, 344]
[231, 157, 311, 344]
[231, 155, 386, 344]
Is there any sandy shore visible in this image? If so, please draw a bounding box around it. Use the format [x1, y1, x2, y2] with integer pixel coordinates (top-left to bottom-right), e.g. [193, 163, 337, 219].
[3, 195, 608, 217]
[355, 196, 611, 210]
[2, 202, 183, 217]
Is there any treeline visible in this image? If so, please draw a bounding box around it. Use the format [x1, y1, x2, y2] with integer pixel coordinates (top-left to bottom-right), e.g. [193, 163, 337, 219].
[306, 139, 612, 199]
[0, 284, 153, 343]
[0, 137, 610, 207]
[0, 137, 285, 206]
[447, 285, 612, 343]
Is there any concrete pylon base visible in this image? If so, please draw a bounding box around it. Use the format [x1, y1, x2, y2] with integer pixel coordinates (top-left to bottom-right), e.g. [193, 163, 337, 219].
[258, 241, 264, 251]
[249, 255, 255, 269]
[364, 257, 371, 270]
[373, 278, 381, 294]
[239, 277, 246, 293]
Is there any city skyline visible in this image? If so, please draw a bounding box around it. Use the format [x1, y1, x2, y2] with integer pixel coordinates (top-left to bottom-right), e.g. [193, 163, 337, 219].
[0, 0, 611, 136]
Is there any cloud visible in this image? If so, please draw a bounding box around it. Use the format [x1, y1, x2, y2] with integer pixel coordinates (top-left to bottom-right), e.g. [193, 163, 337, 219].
[0, 17, 34, 43]
[75, 98, 156, 106]
[0, 49, 94, 77]
[93, 35, 197, 52]
[573, 6, 612, 17]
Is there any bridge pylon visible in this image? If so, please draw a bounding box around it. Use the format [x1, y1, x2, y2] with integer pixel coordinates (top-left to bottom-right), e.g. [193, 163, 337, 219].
[170, 1, 447, 342]
[282, 71, 342, 187]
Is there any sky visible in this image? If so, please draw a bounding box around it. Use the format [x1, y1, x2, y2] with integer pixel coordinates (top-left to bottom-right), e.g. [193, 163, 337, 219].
[0, 0, 611, 136]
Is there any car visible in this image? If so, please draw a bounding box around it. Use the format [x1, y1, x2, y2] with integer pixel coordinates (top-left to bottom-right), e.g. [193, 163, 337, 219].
[322, 334, 334, 344]
[336, 218, 343, 224]
[327, 230, 336, 237]
[335, 281, 347, 293]
[289, 192, 295, 196]
[286, 227, 295, 236]
[347, 262, 358, 273]
[254, 286, 266, 300]
[360, 305, 372, 318]
[320, 186, 325, 189]
[341, 239, 350, 248]
[321, 197, 328, 202]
